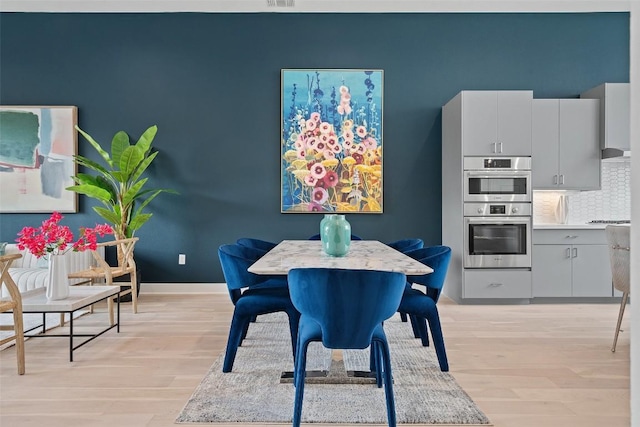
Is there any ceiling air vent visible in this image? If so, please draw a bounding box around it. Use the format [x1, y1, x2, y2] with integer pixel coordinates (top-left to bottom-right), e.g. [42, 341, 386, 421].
[267, 0, 295, 7]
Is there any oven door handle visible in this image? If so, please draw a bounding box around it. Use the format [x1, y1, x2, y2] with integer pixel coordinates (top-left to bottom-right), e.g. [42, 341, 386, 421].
[465, 171, 531, 179]
[465, 217, 531, 225]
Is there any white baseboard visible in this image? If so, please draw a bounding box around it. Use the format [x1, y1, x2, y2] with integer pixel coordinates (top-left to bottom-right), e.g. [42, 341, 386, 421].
[141, 283, 228, 294]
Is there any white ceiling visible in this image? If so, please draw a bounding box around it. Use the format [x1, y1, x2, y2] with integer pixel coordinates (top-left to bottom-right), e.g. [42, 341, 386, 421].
[0, 0, 632, 13]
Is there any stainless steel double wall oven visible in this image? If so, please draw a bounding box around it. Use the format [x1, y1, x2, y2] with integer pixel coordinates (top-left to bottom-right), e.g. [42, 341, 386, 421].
[463, 157, 532, 269]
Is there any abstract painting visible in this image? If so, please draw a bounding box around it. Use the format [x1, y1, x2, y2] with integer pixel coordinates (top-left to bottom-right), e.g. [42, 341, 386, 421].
[0, 106, 78, 212]
[281, 69, 383, 213]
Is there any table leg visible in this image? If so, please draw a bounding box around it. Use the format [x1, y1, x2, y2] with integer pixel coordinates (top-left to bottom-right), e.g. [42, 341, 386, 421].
[116, 291, 120, 333]
[69, 312, 74, 362]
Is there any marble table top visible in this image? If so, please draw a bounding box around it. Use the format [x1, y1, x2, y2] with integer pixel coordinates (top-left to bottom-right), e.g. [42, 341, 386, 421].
[248, 240, 433, 275]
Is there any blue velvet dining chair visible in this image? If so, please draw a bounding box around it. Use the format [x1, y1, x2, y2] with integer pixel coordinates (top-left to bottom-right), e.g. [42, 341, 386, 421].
[218, 244, 300, 373]
[236, 237, 278, 254]
[386, 238, 425, 329]
[397, 245, 452, 371]
[386, 238, 424, 253]
[287, 268, 406, 427]
[307, 233, 362, 241]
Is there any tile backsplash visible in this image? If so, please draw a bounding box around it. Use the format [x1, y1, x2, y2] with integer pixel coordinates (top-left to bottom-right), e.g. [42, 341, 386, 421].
[533, 159, 631, 224]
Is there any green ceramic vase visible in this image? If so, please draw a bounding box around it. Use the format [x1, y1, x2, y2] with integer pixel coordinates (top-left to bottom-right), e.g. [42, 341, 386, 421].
[320, 214, 351, 257]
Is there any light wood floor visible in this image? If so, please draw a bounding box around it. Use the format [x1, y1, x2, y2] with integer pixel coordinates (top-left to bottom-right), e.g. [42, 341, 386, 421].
[0, 293, 630, 427]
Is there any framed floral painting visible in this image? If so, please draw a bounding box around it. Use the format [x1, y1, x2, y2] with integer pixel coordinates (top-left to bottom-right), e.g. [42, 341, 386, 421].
[281, 69, 383, 213]
[0, 106, 78, 213]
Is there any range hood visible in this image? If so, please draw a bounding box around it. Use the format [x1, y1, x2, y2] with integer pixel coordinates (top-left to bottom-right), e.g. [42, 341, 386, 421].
[581, 83, 630, 160]
[602, 147, 630, 159]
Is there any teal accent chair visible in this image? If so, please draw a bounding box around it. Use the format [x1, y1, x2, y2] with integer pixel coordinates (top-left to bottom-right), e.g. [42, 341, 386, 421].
[218, 244, 300, 373]
[288, 268, 406, 427]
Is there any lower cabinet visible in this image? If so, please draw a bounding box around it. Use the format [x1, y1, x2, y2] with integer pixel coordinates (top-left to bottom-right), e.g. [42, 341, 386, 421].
[464, 269, 532, 299]
[532, 229, 613, 297]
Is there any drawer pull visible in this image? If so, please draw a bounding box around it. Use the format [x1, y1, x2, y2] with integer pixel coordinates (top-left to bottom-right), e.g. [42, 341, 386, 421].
[489, 283, 504, 287]
[565, 235, 578, 239]
[611, 244, 630, 251]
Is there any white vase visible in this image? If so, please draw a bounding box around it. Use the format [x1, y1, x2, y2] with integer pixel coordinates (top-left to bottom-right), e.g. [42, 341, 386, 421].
[554, 194, 569, 224]
[46, 254, 69, 300]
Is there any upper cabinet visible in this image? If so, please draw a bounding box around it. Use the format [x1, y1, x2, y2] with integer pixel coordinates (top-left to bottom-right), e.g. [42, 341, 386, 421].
[458, 91, 533, 156]
[532, 99, 600, 190]
[581, 83, 630, 157]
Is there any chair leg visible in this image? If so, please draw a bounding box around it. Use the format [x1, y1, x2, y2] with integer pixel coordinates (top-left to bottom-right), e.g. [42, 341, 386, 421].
[292, 340, 310, 427]
[12, 305, 25, 375]
[399, 312, 408, 322]
[414, 316, 430, 346]
[369, 342, 383, 388]
[240, 321, 251, 344]
[409, 314, 423, 339]
[130, 274, 138, 314]
[375, 337, 397, 427]
[107, 297, 115, 326]
[424, 306, 449, 372]
[612, 292, 629, 352]
[286, 310, 300, 361]
[223, 314, 251, 373]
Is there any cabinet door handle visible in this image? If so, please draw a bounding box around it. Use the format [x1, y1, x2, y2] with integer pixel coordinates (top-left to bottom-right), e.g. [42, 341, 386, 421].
[498, 142, 503, 153]
[566, 247, 571, 258]
[489, 283, 503, 287]
[553, 175, 558, 185]
[572, 247, 578, 258]
[559, 174, 565, 185]
[492, 142, 497, 153]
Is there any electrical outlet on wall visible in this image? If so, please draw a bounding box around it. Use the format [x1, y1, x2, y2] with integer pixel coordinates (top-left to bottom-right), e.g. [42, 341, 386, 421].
[178, 254, 186, 265]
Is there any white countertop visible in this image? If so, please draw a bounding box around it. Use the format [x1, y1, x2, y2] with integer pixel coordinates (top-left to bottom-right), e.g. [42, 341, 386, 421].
[248, 240, 433, 275]
[534, 223, 608, 230]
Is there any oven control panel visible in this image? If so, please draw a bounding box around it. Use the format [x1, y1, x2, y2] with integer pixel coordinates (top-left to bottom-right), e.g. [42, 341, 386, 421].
[463, 156, 532, 171]
[464, 202, 532, 217]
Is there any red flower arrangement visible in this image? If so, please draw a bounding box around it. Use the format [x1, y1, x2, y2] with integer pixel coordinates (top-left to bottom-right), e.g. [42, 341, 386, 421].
[16, 212, 113, 258]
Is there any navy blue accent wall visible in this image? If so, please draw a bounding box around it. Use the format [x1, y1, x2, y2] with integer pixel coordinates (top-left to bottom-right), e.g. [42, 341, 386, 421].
[0, 12, 629, 283]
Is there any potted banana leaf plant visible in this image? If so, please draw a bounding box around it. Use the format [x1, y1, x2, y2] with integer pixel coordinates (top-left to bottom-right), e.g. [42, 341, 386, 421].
[66, 124, 178, 298]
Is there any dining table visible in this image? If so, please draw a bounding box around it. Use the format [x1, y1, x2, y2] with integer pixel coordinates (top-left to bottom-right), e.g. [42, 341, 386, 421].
[247, 239, 433, 276]
[247, 239, 433, 384]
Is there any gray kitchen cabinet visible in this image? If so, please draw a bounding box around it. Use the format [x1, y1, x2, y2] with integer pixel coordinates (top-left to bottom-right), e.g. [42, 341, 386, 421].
[463, 269, 532, 299]
[456, 90, 533, 156]
[532, 99, 600, 190]
[532, 229, 612, 297]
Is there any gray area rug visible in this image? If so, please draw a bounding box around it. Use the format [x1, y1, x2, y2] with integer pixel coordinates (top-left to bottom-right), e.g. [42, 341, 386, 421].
[176, 313, 491, 425]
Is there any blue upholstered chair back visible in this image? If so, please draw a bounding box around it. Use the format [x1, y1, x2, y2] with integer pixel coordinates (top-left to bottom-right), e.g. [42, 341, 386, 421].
[236, 237, 277, 253]
[405, 246, 452, 302]
[307, 233, 363, 241]
[288, 268, 406, 349]
[218, 244, 269, 303]
[387, 238, 424, 253]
